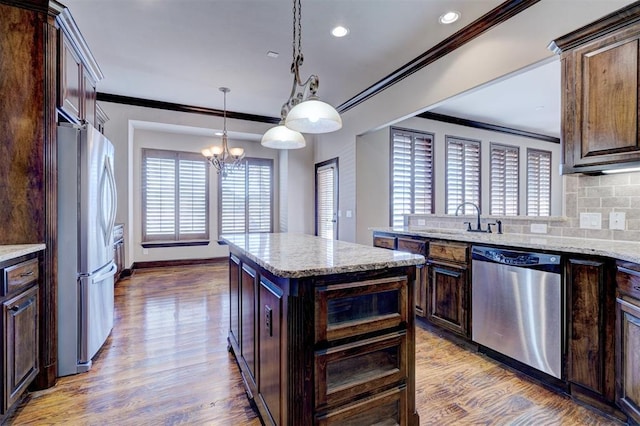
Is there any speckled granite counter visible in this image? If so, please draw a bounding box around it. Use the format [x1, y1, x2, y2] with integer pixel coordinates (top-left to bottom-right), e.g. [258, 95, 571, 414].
[0, 244, 46, 263]
[221, 232, 425, 278]
[371, 227, 640, 264]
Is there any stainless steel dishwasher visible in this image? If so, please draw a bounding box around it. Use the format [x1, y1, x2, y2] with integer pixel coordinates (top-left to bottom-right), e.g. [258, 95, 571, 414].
[471, 246, 562, 379]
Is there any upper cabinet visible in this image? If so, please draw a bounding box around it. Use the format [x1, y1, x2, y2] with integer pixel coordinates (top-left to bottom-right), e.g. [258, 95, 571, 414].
[550, 3, 640, 174]
[56, 8, 104, 128]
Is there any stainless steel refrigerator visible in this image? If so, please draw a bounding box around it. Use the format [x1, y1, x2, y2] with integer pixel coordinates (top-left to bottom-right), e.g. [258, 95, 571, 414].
[57, 123, 118, 377]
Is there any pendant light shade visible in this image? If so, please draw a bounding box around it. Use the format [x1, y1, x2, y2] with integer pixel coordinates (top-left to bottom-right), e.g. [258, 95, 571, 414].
[285, 97, 342, 134]
[261, 123, 306, 149]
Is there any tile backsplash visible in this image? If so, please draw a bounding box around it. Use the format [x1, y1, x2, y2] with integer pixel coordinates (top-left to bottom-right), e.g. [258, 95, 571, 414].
[406, 171, 640, 242]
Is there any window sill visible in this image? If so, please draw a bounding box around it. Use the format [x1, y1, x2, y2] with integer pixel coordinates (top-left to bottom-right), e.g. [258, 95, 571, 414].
[141, 240, 210, 249]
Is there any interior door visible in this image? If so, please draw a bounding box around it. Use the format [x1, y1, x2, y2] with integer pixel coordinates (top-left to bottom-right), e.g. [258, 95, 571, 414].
[315, 158, 338, 240]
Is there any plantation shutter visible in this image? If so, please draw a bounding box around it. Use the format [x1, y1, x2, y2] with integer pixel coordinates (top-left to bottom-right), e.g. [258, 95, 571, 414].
[219, 158, 273, 235]
[142, 149, 209, 242]
[247, 160, 273, 232]
[316, 164, 336, 239]
[490, 143, 519, 216]
[446, 137, 480, 215]
[527, 149, 551, 216]
[390, 129, 434, 227]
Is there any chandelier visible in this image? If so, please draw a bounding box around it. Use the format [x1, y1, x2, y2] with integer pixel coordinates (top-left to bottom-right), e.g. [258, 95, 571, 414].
[202, 87, 245, 176]
[261, 0, 342, 149]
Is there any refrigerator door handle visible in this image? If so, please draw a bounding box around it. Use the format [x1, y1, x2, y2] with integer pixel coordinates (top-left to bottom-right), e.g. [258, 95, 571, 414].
[99, 155, 117, 244]
[91, 262, 117, 284]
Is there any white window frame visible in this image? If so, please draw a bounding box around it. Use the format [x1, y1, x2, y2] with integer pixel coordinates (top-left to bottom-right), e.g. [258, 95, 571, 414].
[526, 148, 552, 216]
[490, 143, 520, 216]
[389, 127, 434, 228]
[218, 157, 274, 235]
[141, 148, 209, 244]
[445, 136, 481, 215]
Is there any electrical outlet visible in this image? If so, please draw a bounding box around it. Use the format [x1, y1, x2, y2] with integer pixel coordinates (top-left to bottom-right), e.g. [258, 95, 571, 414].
[530, 223, 548, 234]
[609, 212, 626, 230]
[580, 212, 602, 229]
[143, 248, 149, 255]
[346, 210, 353, 218]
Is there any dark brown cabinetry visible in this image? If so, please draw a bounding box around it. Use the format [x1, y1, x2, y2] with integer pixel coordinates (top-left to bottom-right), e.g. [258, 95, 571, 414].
[616, 262, 640, 424]
[566, 257, 616, 411]
[397, 238, 428, 317]
[374, 234, 428, 317]
[57, 22, 103, 126]
[226, 243, 419, 425]
[113, 224, 124, 283]
[427, 240, 469, 338]
[1, 255, 40, 417]
[550, 3, 640, 174]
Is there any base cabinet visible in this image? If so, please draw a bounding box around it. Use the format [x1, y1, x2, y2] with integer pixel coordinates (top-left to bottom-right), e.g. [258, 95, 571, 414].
[616, 263, 640, 424]
[1, 255, 40, 417]
[566, 258, 616, 408]
[427, 241, 469, 338]
[113, 224, 125, 282]
[226, 248, 419, 425]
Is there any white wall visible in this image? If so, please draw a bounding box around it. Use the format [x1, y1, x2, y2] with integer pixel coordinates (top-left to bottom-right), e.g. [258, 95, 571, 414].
[100, 102, 279, 267]
[278, 139, 316, 234]
[316, 1, 633, 243]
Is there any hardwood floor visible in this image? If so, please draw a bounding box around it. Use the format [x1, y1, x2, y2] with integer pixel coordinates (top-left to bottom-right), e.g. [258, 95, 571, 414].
[6, 263, 620, 425]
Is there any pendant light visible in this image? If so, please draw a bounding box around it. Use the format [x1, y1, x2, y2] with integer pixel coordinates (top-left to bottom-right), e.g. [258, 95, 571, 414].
[261, 0, 342, 149]
[202, 87, 245, 176]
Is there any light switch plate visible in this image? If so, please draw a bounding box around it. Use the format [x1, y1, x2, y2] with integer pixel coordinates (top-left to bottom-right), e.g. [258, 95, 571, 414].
[610, 212, 626, 230]
[580, 212, 602, 229]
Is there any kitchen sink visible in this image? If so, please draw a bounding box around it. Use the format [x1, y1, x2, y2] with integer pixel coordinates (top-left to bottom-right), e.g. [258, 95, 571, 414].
[409, 227, 465, 234]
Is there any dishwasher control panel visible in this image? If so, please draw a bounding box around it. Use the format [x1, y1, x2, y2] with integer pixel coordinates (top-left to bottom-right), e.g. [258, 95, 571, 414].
[472, 246, 561, 268]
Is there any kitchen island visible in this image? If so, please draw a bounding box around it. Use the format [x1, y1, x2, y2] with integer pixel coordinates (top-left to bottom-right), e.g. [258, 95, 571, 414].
[220, 233, 425, 426]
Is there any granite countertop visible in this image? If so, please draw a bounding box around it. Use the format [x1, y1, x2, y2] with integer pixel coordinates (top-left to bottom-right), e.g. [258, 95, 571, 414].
[221, 233, 425, 278]
[0, 244, 46, 263]
[372, 227, 640, 264]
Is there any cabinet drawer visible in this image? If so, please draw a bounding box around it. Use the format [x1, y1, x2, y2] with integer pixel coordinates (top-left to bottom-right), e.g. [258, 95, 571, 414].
[617, 264, 640, 300]
[314, 331, 407, 409]
[3, 258, 38, 297]
[397, 237, 426, 255]
[315, 385, 407, 426]
[315, 276, 408, 342]
[429, 241, 468, 264]
[373, 235, 396, 250]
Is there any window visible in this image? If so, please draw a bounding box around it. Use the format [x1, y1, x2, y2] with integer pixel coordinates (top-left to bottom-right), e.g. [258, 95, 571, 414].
[527, 149, 551, 216]
[142, 149, 209, 243]
[390, 128, 434, 228]
[490, 143, 519, 216]
[446, 136, 480, 215]
[316, 158, 338, 240]
[219, 158, 273, 234]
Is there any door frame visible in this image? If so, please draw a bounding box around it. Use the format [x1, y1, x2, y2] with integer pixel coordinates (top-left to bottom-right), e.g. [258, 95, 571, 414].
[315, 158, 339, 239]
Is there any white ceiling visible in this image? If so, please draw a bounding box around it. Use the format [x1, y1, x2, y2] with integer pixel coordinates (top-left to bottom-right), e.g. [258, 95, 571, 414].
[59, 1, 567, 137]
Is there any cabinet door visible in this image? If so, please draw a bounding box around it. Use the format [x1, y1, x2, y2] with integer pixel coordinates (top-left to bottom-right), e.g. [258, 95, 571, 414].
[397, 238, 427, 317]
[228, 255, 240, 350]
[563, 24, 640, 172]
[241, 264, 257, 386]
[428, 263, 468, 337]
[616, 298, 640, 424]
[3, 286, 39, 413]
[259, 277, 283, 425]
[83, 68, 96, 126]
[59, 33, 82, 122]
[566, 258, 615, 403]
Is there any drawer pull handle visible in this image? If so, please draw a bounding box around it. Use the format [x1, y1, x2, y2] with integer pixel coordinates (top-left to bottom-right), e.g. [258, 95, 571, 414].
[19, 271, 34, 277]
[634, 285, 640, 291]
[9, 299, 34, 315]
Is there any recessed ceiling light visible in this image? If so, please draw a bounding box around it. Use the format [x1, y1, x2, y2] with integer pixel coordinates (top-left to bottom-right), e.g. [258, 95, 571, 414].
[439, 11, 460, 25]
[331, 26, 349, 38]
[266, 51, 279, 58]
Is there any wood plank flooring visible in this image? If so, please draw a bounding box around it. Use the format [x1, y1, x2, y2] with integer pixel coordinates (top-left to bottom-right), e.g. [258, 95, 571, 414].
[6, 263, 621, 425]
